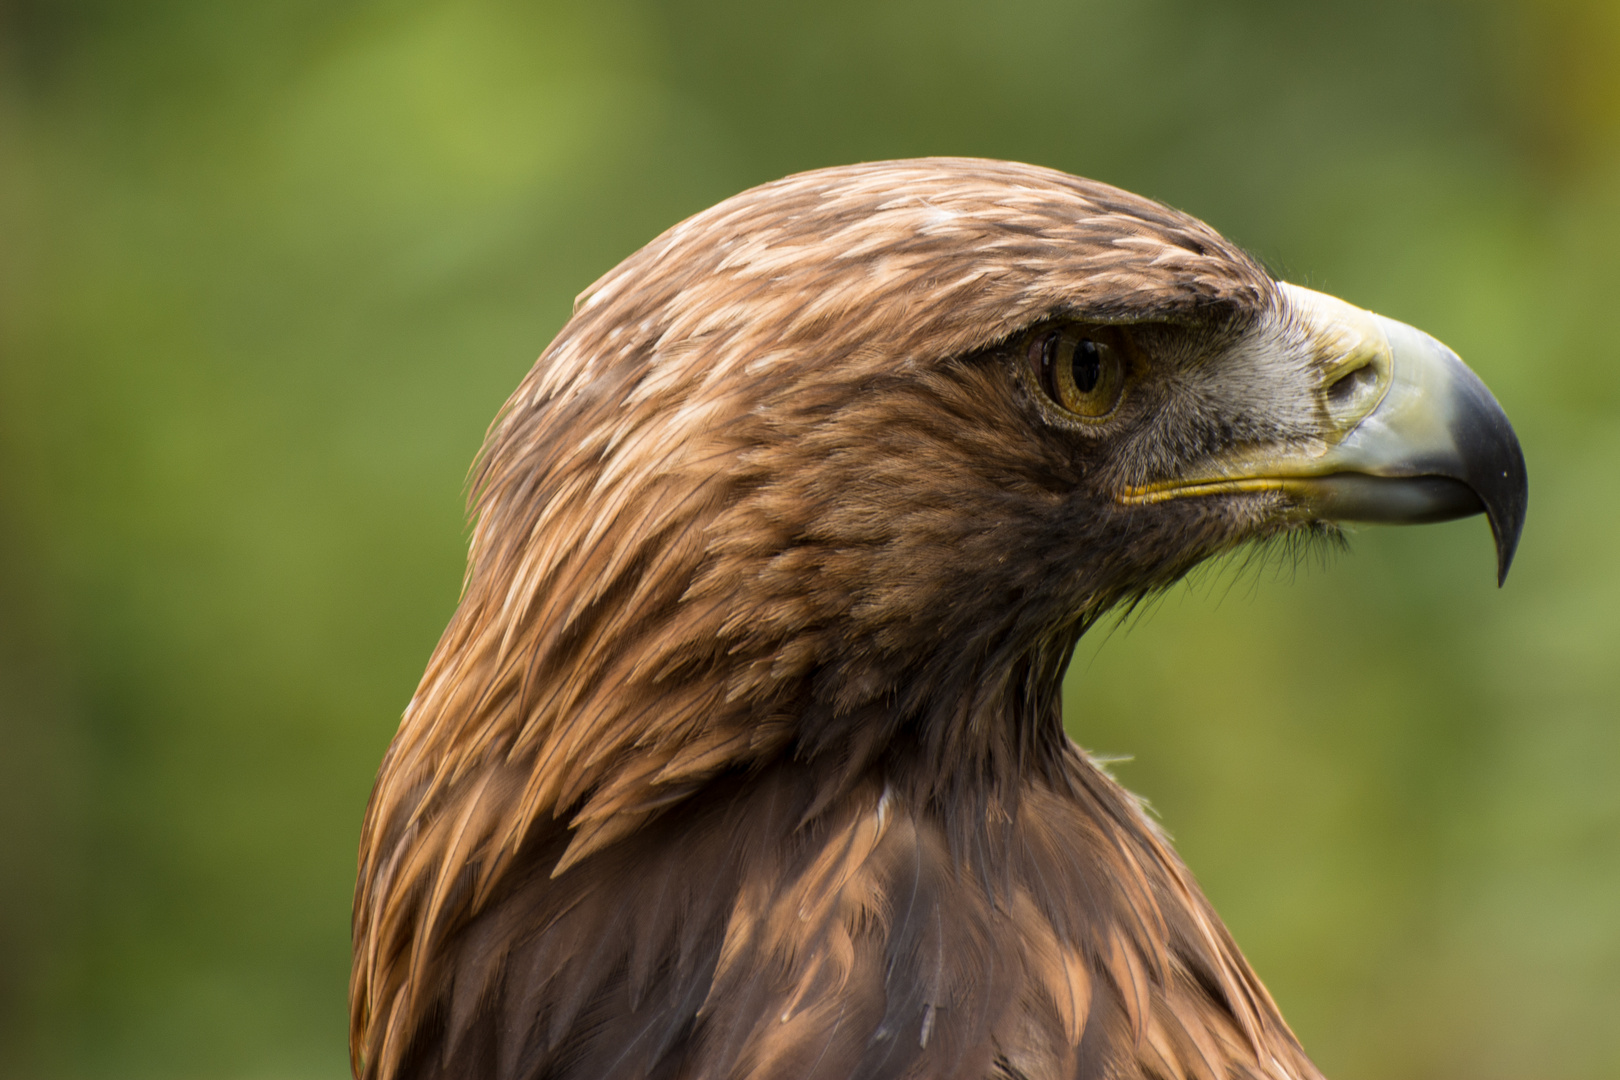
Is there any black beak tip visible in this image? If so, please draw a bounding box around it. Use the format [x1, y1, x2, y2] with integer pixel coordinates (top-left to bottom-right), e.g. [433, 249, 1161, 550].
[1485, 450, 1528, 588]
[1446, 362, 1528, 588]
[1488, 484, 1527, 587]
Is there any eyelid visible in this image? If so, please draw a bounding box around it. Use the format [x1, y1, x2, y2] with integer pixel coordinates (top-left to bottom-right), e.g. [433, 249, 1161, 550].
[1030, 331, 1060, 403]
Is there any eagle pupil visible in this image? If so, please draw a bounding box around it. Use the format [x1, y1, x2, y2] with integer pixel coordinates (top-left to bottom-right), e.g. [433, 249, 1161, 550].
[1073, 339, 1101, 394]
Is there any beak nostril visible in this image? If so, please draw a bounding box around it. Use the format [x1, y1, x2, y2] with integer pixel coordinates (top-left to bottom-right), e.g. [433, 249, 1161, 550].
[1327, 363, 1378, 412]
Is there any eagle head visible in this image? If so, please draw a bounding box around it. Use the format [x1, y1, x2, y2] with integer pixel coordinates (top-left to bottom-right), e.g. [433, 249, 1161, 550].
[352, 159, 1525, 1080]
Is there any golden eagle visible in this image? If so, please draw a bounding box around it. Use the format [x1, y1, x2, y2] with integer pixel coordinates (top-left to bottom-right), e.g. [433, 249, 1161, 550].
[351, 159, 1526, 1080]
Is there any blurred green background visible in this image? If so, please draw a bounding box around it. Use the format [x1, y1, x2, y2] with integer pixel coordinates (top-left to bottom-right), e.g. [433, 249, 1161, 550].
[1, 1, 1616, 1077]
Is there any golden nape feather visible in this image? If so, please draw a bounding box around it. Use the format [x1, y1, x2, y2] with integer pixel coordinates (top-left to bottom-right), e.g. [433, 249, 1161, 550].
[351, 159, 1526, 1080]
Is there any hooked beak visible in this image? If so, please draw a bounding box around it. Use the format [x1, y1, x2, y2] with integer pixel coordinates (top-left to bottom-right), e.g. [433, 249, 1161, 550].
[1122, 283, 1528, 584]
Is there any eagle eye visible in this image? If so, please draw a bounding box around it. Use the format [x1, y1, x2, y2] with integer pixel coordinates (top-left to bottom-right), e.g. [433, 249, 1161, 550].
[1031, 327, 1126, 419]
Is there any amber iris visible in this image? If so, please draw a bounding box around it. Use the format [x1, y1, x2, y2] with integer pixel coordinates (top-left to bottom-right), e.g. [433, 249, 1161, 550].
[1033, 327, 1126, 418]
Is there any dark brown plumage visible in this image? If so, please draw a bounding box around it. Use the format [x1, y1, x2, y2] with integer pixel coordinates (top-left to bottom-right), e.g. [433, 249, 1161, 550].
[351, 159, 1524, 1080]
